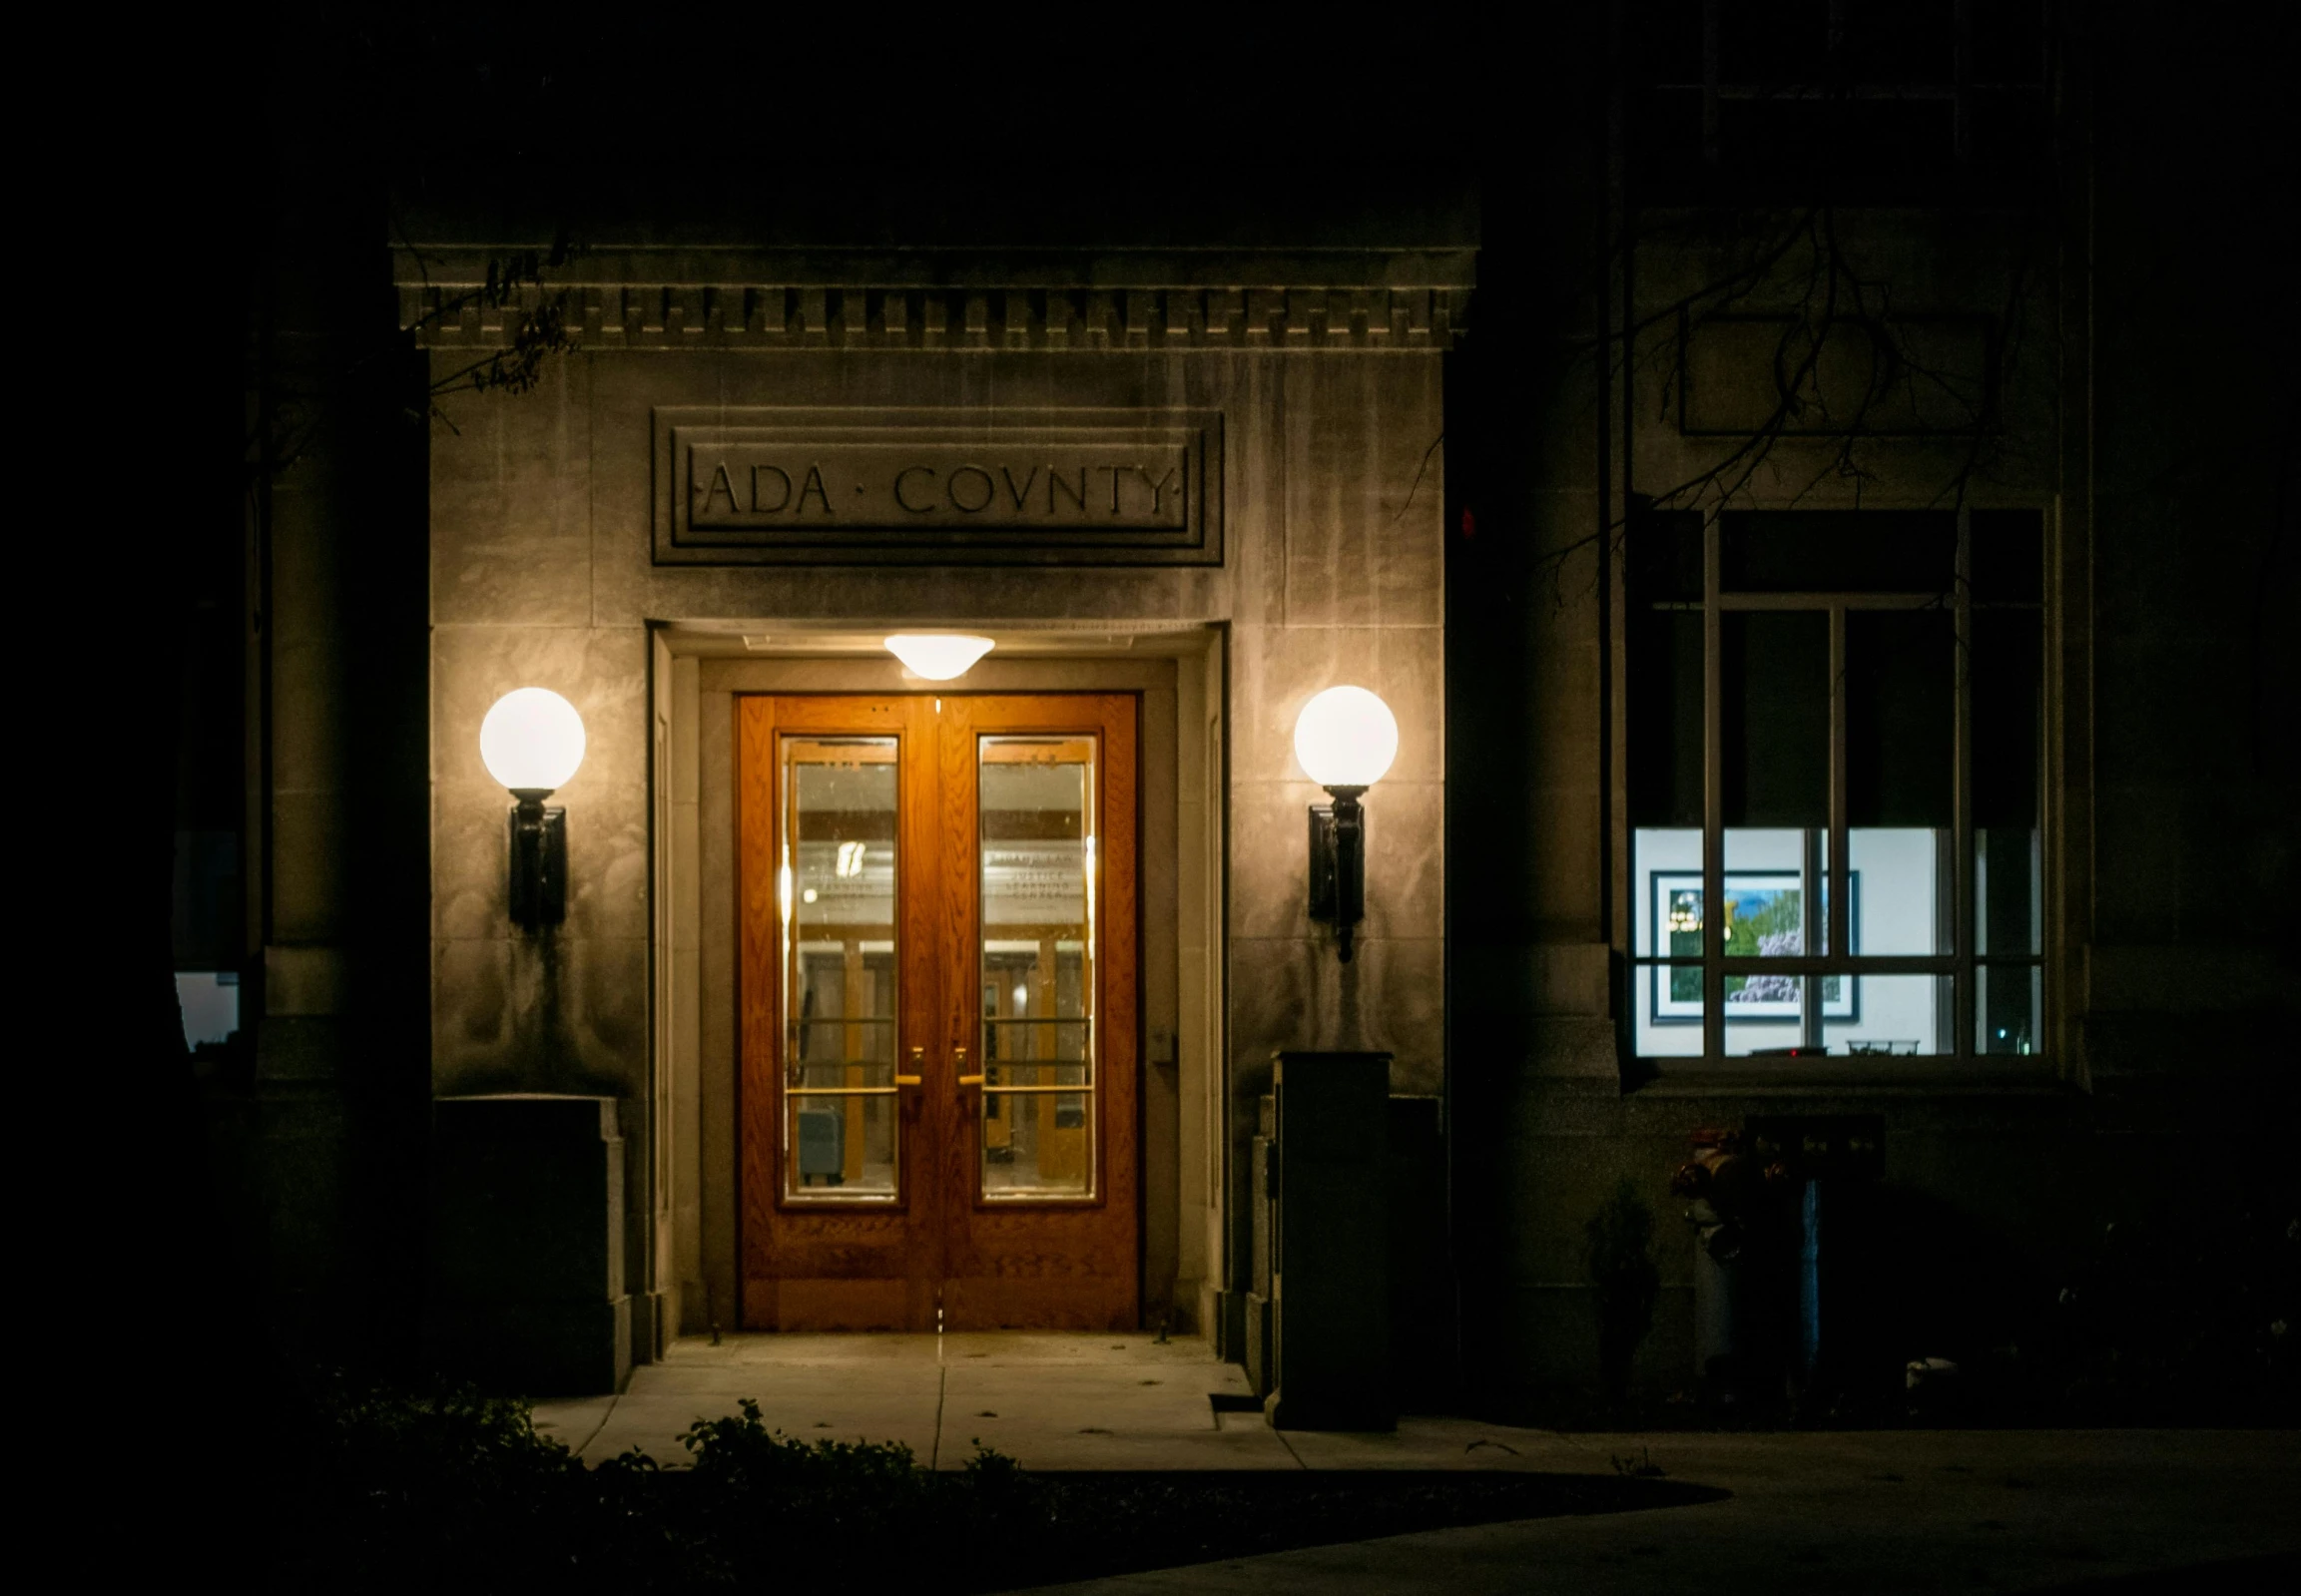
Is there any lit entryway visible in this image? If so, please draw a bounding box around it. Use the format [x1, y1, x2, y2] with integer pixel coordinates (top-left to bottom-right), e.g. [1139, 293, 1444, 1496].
[739, 695, 1144, 1331]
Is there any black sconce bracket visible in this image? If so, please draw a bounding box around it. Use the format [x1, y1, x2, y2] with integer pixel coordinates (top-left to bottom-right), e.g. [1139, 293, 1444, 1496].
[1307, 785, 1367, 961]
[509, 792, 568, 929]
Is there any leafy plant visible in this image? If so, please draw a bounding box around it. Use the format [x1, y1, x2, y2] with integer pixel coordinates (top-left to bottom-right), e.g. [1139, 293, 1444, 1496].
[270, 1370, 595, 1588]
[252, 1365, 1715, 1591]
[262, 1375, 1036, 1592]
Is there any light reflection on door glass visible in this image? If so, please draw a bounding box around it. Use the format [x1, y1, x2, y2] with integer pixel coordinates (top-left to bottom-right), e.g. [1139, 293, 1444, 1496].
[979, 736, 1096, 1200]
[781, 736, 898, 1199]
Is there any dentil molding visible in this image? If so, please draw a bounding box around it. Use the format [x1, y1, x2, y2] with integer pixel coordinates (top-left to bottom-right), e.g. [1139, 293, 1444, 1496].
[395, 248, 1473, 352]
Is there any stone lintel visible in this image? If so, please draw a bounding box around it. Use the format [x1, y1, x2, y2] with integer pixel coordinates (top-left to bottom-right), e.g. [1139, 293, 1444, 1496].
[394, 247, 1474, 352]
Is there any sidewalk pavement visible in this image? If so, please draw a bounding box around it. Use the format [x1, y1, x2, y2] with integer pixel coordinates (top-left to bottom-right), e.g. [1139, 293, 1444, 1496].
[1026, 1427, 2299, 1595]
[531, 1334, 2300, 1593]
[531, 1330, 1275, 1469]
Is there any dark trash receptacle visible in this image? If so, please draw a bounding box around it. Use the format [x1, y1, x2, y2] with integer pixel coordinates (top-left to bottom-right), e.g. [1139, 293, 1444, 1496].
[426, 1093, 631, 1396]
[1262, 1049, 1395, 1431]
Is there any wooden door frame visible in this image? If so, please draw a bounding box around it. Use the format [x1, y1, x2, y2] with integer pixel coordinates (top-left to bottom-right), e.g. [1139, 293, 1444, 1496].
[736, 690, 1144, 1331]
[735, 695, 945, 1329]
[650, 629, 1226, 1347]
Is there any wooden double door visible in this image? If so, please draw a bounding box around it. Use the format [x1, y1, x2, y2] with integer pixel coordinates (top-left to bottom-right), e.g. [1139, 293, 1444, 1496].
[738, 694, 1139, 1330]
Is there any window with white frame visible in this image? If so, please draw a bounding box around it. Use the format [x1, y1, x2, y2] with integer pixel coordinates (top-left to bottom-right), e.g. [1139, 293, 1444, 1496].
[1627, 509, 2042, 1061]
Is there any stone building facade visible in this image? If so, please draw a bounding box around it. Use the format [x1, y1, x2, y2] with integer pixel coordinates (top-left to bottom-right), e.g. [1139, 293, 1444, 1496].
[197, 4, 2295, 1413]
[406, 248, 1464, 1359]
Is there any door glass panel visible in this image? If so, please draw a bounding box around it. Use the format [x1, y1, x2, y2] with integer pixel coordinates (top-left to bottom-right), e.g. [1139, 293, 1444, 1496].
[978, 736, 1096, 1201]
[782, 737, 898, 1200]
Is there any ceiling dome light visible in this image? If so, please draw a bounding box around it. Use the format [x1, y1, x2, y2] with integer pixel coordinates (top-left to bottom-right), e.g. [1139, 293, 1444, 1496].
[1293, 685, 1399, 791]
[884, 634, 995, 680]
[480, 687, 587, 795]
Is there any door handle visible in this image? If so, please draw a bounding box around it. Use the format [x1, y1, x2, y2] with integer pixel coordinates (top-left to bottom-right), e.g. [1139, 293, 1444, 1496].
[955, 1045, 984, 1086]
[895, 1046, 924, 1087]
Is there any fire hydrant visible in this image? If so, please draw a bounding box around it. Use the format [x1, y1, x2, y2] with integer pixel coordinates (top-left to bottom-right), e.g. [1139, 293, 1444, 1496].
[1672, 1128, 1764, 1261]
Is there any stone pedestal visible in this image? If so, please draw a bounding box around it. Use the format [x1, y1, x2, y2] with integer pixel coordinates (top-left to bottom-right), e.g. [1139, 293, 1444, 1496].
[1264, 1050, 1395, 1431]
[427, 1094, 629, 1395]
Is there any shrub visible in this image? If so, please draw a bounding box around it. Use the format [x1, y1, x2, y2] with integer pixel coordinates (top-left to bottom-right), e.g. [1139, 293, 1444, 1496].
[262, 1376, 1026, 1592]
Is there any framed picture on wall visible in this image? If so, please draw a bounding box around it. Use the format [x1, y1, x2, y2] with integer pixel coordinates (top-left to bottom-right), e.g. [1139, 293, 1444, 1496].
[1649, 871, 1860, 1025]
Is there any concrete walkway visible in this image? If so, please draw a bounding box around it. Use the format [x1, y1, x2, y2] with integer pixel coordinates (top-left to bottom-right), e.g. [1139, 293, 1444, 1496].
[532, 1331, 1279, 1468]
[532, 1336, 2301, 1593]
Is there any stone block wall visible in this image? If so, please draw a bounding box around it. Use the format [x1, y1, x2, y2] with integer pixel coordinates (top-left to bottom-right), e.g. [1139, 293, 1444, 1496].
[1442, 10, 2297, 1420]
[415, 263, 1461, 1334]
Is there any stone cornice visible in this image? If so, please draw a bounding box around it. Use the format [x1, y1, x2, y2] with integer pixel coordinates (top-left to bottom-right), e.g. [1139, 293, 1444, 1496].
[396, 247, 1473, 352]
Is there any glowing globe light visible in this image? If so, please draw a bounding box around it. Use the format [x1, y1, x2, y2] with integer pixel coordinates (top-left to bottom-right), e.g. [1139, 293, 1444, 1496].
[1292, 686, 1399, 791]
[884, 634, 995, 680]
[480, 688, 587, 795]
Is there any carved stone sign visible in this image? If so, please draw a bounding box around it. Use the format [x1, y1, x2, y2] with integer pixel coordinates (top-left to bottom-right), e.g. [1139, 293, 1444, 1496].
[652, 408, 1222, 566]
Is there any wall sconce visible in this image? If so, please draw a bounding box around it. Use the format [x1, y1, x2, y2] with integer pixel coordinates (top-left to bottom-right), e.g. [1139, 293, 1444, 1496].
[883, 634, 994, 680]
[1295, 686, 1399, 962]
[479, 688, 587, 929]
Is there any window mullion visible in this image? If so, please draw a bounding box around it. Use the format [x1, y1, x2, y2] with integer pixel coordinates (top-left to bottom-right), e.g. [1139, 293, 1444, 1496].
[1828, 605, 1850, 977]
[1703, 514, 1725, 1060]
[1954, 506, 1976, 1059]
[1802, 826, 1824, 1049]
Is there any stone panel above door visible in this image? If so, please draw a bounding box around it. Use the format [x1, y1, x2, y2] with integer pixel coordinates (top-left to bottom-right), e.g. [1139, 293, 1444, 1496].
[652, 406, 1223, 567]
